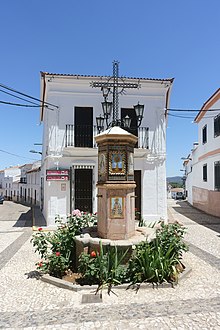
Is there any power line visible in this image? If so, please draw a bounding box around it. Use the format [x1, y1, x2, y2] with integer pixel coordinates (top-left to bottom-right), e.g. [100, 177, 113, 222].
[0, 82, 59, 108]
[167, 113, 196, 119]
[167, 112, 218, 120]
[0, 149, 39, 160]
[167, 108, 220, 112]
[0, 88, 40, 106]
[0, 100, 40, 107]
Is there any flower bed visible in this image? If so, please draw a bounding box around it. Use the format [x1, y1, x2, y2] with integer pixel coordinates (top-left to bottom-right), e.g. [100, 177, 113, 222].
[32, 210, 188, 291]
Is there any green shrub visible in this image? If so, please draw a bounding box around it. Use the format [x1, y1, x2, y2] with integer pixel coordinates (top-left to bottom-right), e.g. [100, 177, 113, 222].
[127, 222, 188, 284]
[78, 242, 129, 291]
[31, 210, 97, 278]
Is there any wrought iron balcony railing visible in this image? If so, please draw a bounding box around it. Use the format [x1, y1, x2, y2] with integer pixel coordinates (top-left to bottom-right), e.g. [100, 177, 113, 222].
[65, 125, 149, 149]
[20, 177, 27, 184]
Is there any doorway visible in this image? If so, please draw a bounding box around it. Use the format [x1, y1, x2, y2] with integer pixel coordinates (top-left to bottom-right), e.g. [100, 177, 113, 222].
[74, 169, 93, 212]
[134, 170, 141, 219]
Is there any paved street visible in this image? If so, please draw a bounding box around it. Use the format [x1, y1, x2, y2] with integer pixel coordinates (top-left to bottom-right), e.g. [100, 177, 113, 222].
[0, 200, 220, 329]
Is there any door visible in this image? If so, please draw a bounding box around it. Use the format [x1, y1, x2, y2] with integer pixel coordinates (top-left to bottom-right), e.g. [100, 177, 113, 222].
[74, 107, 93, 147]
[134, 170, 141, 220]
[74, 169, 93, 212]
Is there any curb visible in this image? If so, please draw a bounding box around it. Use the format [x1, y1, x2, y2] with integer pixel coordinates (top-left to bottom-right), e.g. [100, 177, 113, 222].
[40, 262, 192, 292]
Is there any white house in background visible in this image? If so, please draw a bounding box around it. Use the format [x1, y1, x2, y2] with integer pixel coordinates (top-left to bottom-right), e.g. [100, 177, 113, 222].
[2, 166, 21, 200]
[26, 164, 41, 205]
[184, 88, 220, 217]
[0, 162, 41, 205]
[0, 170, 4, 196]
[19, 164, 33, 203]
[40, 69, 174, 227]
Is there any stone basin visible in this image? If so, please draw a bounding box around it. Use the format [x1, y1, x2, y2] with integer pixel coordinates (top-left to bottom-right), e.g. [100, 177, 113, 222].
[75, 226, 156, 266]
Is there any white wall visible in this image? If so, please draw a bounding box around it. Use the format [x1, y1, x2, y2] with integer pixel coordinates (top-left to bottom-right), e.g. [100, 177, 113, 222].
[41, 74, 172, 226]
[185, 98, 220, 206]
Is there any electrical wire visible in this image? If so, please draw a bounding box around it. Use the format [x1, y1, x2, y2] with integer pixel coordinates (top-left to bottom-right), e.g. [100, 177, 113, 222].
[167, 112, 219, 120]
[167, 113, 196, 119]
[0, 88, 40, 106]
[0, 82, 59, 108]
[167, 108, 220, 112]
[0, 149, 39, 160]
[0, 100, 40, 107]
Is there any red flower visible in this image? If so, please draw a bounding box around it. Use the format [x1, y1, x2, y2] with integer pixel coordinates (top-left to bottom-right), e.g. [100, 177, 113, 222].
[90, 251, 96, 258]
[38, 227, 43, 231]
[38, 262, 43, 267]
[55, 252, 61, 257]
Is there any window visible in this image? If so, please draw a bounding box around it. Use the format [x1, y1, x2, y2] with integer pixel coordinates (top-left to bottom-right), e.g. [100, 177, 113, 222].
[202, 125, 207, 144]
[214, 114, 220, 138]
[203, 164, 207, 182]
[214, 161, 220, 190]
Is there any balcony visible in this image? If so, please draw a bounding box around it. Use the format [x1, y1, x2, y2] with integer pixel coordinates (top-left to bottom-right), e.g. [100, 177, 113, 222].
[65, 125, 149, 149]
[20, 177, 27, 184]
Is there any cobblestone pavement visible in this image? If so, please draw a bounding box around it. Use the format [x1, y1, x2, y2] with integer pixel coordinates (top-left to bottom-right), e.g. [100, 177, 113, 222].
[0, 200, 220, 329]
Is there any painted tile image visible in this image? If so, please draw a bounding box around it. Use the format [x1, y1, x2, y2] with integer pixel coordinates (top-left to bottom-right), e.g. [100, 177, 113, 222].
[110, 196, 124, 218]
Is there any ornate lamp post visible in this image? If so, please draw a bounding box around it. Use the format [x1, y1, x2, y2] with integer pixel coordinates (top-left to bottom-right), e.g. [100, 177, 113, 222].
[91, 61, 144, 133]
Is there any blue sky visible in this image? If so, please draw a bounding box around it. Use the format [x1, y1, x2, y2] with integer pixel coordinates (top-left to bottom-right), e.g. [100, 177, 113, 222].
[0, 0, 220, 176]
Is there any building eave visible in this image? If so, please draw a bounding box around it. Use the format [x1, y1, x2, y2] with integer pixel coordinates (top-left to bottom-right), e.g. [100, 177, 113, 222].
[194, 88, 220, 123]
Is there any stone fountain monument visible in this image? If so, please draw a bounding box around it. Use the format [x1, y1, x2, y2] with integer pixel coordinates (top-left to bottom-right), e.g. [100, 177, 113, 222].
[74, 61, 155, 262]
[74, 127, 155, 264]
[95, 126, 137, 240]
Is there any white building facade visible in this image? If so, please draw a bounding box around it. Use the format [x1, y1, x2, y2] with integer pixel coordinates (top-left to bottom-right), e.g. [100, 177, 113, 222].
[0, 163, 41, 206]
[184, 88, 220, 217]
[26, 165, 41, 206]
[40, 70, 174, 227]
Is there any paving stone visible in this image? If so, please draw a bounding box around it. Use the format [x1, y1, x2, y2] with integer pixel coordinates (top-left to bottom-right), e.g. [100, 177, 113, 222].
[0, 200, 220, 329]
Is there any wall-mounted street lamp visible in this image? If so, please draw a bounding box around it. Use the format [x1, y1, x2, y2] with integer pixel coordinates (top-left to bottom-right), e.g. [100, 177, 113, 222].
[29, 150, 42, 155]
[91, 61, 144, 133]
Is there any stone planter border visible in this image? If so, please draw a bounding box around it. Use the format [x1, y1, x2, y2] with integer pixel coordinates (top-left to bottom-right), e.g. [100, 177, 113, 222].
[40, 262, 192, 292]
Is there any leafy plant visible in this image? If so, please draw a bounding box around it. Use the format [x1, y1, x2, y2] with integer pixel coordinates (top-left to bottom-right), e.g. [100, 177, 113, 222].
[78, 242, 129, 292]
[31, 210, 97, 278]
[127, 222, 188, 284]
[36, 251, 70, 278]
[156, 222, 188, 261]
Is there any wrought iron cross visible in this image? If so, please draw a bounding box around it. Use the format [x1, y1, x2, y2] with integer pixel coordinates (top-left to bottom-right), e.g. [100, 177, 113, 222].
[91, 61, 140, 124]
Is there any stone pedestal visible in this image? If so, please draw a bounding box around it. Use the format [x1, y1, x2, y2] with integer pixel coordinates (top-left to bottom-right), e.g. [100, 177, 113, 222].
[97, 182, 136, 239]
[95, 126, 138, 240]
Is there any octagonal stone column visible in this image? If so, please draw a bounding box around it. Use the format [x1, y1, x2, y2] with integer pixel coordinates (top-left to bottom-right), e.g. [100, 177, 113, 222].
[95, 126, 138, 240]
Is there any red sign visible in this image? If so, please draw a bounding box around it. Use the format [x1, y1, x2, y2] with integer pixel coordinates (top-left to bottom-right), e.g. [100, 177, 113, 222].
[46, 175, 69, 181]
[46, 169, 69, 176]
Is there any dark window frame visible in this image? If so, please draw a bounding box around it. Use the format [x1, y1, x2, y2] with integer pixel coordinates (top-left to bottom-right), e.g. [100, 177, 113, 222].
[214, 113, 220, 138]
[203, 164, 207, 182]
[214, 161, 220, 190]
[202, 125, 207, 144]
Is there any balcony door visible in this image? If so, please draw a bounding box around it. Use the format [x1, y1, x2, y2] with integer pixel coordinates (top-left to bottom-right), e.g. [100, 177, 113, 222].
[74, 107, 93, 147]
[121, 108, 138, 137]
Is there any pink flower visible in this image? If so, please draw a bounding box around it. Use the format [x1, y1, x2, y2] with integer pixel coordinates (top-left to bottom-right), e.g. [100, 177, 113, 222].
[72, 209, 82, 217]
[55, 252, 61, 257]
[38, 227, 43, 231]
